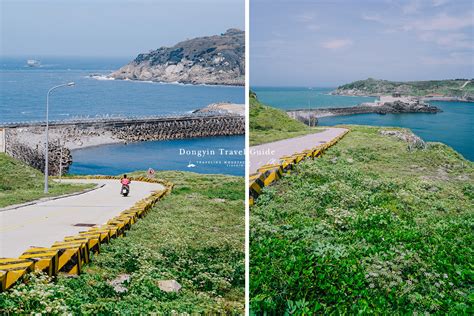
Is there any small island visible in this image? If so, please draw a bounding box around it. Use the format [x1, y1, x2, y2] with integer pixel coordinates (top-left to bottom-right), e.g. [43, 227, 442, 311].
[286, 78, 474, 123]
[332, 78, 474, 102]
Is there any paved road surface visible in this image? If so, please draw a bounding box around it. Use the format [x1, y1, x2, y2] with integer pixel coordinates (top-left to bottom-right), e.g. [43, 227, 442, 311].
[0, 179, 164, 258]
[250, 127, 348, 174]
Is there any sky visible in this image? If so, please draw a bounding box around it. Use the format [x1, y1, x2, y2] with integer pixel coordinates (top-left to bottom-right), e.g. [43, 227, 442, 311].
[0, 0, 244, 58]
[251, 0, 474, 86]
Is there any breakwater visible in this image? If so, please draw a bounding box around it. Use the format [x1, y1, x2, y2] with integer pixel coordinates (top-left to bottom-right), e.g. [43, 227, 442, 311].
[1, 114, 245, 175]
[287, 100, 441, 124]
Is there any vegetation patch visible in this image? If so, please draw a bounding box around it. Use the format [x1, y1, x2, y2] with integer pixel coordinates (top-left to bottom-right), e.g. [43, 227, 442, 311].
[250, 91, 323, 146]
[0, 153, 93, 208]
[0, 171, 244, 314]
[250, 125, 473, 314]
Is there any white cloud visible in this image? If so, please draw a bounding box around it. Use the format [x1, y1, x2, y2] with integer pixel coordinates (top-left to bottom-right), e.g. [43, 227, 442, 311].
[419, 31, 474, 49]
[321, 39, 353, 49]
[294, 13, 314, 23]
[307, 24, 321, 31]
[408, 12, 474, 31]
[362, 13, 384, 23]
[402, 0, 422, 14]
[432, 0, 449, 7]
[421, 52, 474, 65]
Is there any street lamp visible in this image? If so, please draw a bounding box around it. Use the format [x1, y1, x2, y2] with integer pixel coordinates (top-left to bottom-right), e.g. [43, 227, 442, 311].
[44, 82, 75, 193]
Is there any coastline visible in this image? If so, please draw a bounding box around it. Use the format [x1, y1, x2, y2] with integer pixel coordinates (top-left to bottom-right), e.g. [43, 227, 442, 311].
[331, 92, 473, 103]
[287, 96, 441, 120]
[90, 74, 245, 87]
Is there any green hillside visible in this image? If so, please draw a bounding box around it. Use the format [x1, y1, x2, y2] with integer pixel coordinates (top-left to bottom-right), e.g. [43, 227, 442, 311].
[250, 91, 323, 145]
[250, 125, 473, 314]
[0, 153, 92, 208]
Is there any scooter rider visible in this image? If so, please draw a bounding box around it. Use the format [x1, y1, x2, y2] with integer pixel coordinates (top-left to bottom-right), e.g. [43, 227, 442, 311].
[120, 174, 131, 194]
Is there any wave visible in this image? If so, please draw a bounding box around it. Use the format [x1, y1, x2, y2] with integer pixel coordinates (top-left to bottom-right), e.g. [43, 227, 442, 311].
[110, 78, 241, 88]
[88, 74, 115, 81]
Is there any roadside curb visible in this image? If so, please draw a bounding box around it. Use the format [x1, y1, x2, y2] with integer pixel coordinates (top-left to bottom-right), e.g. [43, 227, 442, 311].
[249, 129, 349, 206]
[0, 175, 174, 291]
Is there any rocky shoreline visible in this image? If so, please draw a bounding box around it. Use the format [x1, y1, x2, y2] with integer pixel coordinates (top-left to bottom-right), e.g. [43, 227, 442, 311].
[287, 98, 441, 122]
[331, 78, 474, 101]
[192, 102, 245, 116]
[332, 91, 473, 103]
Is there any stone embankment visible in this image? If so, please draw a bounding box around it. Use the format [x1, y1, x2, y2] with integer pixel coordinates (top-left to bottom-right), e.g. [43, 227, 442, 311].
[4, 136, 72, 176]
[287, 99, 441, 123]
[2, 114, 245, 175]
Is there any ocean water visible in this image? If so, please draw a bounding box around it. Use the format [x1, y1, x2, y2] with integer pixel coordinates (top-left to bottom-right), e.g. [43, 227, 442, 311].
[252, 87, 377, 109]
[254, 87, 474, 161]
[69, 135, 244, 176]
[1, 57, 245, 175]
[0, 57, 244, 122]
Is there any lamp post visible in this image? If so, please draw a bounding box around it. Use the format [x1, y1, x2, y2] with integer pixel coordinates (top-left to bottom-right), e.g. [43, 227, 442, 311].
[44, 82, 75, 193]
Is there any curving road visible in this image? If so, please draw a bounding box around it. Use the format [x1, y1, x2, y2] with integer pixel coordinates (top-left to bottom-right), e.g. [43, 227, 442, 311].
[0, 179, 164, 258]
[250, 127, 348, 174]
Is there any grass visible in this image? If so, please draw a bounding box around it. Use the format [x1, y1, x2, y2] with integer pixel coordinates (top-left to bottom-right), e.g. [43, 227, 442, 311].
[0, 170, 245, 314]
[250, 91, 323, 146]
[250, 125, 473, 314]
[0, 153, 93, 208]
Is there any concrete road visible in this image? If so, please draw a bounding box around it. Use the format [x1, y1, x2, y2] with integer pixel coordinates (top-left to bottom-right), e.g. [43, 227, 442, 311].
[0, 179, 164, 258]
[250, 127, 348, 174]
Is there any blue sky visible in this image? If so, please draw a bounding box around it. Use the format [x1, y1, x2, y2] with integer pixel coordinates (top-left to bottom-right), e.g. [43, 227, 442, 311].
[251, 0, 474, 86]
[0, 0, 244, 58]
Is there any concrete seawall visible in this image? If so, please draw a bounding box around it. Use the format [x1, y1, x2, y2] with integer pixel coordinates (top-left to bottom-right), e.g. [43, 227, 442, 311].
[0, 128, 5, 153]
[2, 114, 245, 175]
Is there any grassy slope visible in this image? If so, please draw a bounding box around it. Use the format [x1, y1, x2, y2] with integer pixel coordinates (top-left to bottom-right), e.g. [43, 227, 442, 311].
[250, 126, 473, 314]
[250, 91, 323, 146]
[0, 153, 92, 208]
[0, 171, 244, 314]
[337, 78, 474, 97]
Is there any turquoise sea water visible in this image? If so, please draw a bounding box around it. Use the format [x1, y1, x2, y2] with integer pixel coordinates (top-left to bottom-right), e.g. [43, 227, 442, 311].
[254, 87, 473, 161]
[252, 87, 377, 109]
[1, 57, 245, 175]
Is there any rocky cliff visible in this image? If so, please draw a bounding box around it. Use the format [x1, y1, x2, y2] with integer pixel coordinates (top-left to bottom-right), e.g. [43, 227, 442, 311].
[332, 78, 474, 101]
[109, 29, 244, 86]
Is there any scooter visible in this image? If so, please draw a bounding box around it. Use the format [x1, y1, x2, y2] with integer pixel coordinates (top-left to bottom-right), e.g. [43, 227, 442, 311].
[121, 184, 130, 197]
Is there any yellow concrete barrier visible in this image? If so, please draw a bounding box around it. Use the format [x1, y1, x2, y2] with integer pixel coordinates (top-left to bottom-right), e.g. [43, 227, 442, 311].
[249, 129, 349, 206]
[51, 240, 90, 274]
[19, 247, 59, 276]
[0, 258, 35, 291]
[257, 164, 284, 187]
[64, 235, 101, 254]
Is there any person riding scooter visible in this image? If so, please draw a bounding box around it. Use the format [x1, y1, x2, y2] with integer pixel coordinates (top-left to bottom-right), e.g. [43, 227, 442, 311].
[120, 174, 131, 196]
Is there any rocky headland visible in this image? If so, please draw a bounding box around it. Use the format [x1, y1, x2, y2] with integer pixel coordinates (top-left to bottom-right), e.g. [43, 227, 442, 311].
[193, 102, 245, 116]
[331, 78, 474, 101]
[109, 29, 244, 86]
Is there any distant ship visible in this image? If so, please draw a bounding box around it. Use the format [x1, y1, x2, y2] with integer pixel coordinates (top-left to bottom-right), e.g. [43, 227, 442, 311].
[26, 59, 41, 67]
